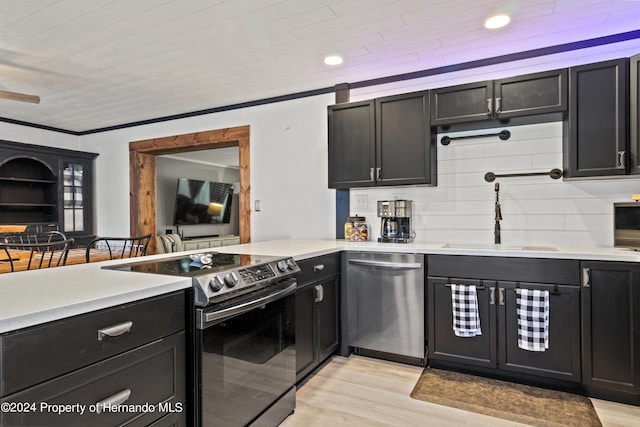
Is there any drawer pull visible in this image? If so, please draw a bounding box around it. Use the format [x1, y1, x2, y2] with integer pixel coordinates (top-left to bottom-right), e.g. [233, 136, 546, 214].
[313, 264, 325, 272]
[96, 388, 132, 414]
[97, 321, 133, 341]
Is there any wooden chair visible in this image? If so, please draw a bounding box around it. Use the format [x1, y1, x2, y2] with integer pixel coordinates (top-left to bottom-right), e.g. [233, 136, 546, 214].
[0, 238, 75, 272]
[85, 234, 152, 262]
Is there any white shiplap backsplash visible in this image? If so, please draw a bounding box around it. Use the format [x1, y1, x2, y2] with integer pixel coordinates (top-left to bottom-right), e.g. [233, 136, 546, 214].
[349, 121, 640, 248]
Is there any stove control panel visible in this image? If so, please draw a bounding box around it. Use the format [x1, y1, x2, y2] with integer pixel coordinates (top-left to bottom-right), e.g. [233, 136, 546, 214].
[194, 256, 300, 306]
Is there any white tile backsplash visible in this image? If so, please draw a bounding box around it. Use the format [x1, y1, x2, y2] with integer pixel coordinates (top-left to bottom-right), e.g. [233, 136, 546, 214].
[350, 121, 640, 247]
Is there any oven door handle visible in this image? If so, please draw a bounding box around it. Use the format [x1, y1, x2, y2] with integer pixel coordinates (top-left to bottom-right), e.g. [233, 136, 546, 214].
[200, 282, 297, 328]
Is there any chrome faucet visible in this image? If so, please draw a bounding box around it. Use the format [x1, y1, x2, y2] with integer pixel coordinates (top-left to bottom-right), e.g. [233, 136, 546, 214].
[494, 182, 502, 244]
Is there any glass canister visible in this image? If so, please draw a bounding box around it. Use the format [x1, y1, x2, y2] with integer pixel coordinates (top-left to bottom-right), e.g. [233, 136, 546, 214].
[344, 215, 369, 241]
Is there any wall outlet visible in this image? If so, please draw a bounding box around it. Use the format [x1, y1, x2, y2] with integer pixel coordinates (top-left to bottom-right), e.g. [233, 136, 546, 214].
[355, 195, 368, 211]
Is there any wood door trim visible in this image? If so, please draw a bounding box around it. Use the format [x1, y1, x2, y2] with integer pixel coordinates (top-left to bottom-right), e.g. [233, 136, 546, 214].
[129, 125, 250, 253]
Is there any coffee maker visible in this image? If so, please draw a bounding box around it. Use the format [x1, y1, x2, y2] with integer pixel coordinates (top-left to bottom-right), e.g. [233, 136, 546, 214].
[377, 200, 415, 243]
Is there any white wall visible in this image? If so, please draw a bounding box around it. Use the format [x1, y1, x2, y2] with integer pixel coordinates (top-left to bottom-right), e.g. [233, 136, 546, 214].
[351, 122, 639, 247]
[76, 93, 336, 241]
[4, 38, 640, 247]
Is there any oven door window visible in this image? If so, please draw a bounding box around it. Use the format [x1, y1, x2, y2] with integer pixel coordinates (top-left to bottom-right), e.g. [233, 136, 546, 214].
[200, 294, 295, 426]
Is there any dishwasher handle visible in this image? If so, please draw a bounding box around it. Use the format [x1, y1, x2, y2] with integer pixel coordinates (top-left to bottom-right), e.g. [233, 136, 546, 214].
[347, 259, 422, 270]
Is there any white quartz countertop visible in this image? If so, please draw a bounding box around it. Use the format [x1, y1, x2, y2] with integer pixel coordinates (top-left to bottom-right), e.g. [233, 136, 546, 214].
[215, 239, 640, 263]
[0, 259, 191, 333]
[3, 238, 640, 334]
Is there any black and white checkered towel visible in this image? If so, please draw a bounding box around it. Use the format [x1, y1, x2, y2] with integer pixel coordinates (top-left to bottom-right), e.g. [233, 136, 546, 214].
[451, 284, 482, 337]
[516, 288, 549, 352]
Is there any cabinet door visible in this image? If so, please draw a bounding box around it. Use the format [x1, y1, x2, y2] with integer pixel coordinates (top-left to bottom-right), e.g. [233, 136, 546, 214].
[630, 53, 640, 174]
[1, 332, 186, 427]
[494, 69, 567, 119]
[565, 59, 629, 177]
[430, 81, 493, 125]
[428, 277, 497, 369]
[295, 283, 317, 382]
[316, 275, 340, 362]
[328, 100, 375, 188]
[499, 282, 581, 382]
[375, 91, 435, 186]
[581, 262, 640, 395]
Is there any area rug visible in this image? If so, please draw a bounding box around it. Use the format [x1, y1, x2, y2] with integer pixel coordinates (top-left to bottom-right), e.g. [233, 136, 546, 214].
[410, 368, 601, 426]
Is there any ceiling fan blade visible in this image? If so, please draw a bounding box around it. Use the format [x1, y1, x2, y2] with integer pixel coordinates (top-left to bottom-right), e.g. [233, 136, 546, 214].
[0, 90, 40, 104]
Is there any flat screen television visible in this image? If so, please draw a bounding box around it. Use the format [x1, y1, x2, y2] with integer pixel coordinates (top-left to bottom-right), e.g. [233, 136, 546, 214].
[173, 178, 234, 225]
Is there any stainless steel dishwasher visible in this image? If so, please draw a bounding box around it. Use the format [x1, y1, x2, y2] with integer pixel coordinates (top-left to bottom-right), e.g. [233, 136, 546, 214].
[344, 252, 425, 365]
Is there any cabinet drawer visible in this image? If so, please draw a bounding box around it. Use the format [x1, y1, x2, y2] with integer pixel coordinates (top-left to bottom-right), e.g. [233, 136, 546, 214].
[1, 291, 186, 396]
[297, 253, 340, 285]
[1, 332, 186, 427]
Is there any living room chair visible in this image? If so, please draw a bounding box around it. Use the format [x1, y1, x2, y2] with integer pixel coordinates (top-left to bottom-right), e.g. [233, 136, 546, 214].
[85, 234, 152, 262]
[156, 234, 184, 253]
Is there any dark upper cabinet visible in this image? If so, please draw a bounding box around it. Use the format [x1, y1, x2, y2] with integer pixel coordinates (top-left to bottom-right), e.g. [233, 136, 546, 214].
[327, 100, 376, 188]
[430, 80, 494, 125]
[630, 54, 640, 174]
[564, 58, 629, 178]
[375, 92, 435, 186]
[431, 69, 567, 125]
[328, 91, 436, 188]
[581, 261, 640, 400]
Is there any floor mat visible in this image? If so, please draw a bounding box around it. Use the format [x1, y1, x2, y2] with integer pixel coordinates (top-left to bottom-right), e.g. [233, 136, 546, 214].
[410, 368, 601, 427]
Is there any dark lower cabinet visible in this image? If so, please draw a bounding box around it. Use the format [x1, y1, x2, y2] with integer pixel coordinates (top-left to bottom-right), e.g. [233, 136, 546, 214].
[0, 291, 188, 426]
[564, 58, 629, 177]
[295, 254, 340, 382]
[581, 261, 640, 400]
[427, 256, 581, 383]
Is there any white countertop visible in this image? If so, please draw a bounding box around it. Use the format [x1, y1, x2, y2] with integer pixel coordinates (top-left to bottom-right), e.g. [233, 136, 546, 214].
[2, 238, 640, 333]
[216, 239, 640, 263]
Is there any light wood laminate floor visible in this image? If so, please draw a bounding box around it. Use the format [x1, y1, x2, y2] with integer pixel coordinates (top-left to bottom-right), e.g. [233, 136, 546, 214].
[281, 355, 640, 427]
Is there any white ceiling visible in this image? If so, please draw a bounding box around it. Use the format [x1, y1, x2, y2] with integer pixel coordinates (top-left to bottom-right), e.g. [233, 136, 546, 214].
[1, 0, 640, 133]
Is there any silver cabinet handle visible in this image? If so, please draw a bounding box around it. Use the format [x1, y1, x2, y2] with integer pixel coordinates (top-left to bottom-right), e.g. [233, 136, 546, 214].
[347, 259, 422, 270]
[489, 287, 495, 305]
[376, 167, 381, 180]
[582, 268, 591, 287]
[498, 288, 505, 305]
[313, 264, 325, 272]
[97, 321, 133, 341]
[96, 389, 131, 413]
[314, 284, 324, 303]
[618, 151, 626, 169]
[370, 168, 374, 181]
[495, 97, 501, 113]
[486, 98, 493, 114]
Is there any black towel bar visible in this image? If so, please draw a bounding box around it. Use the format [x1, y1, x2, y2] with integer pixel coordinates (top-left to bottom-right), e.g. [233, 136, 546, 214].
[441, 129, 510, 146]
[484, 168, 563, 182]
[445, 283, 485, 290]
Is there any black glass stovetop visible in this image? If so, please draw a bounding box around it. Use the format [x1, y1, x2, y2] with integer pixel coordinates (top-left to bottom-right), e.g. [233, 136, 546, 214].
[104, 251, 282, 277]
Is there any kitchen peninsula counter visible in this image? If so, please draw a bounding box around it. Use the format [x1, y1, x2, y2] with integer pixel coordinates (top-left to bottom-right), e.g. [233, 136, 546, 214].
[3, 238, 640, 334]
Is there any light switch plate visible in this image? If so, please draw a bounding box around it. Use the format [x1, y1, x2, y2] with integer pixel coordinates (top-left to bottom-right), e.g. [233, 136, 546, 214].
[355, 195, 368, 210]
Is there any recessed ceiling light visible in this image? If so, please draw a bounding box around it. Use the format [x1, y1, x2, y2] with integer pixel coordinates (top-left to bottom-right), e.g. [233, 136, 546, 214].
[485, 14, 511, 29]
[324, 55, 343, 66]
